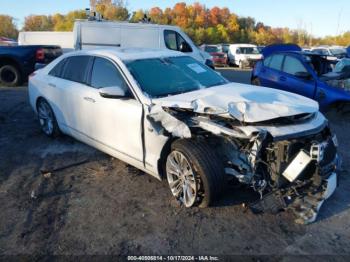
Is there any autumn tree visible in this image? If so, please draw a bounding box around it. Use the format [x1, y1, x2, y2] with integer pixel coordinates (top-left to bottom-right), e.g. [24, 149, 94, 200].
[0, 15, 18, 39]
[23, 15, 54, 31]
[95, 0, 129, 21]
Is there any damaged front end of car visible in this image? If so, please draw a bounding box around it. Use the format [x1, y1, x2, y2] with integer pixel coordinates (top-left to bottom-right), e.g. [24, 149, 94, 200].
[147, 96, 340, 224]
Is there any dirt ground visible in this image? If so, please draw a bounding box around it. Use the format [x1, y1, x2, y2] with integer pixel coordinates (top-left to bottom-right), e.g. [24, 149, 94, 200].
[1, 72, 350, 259]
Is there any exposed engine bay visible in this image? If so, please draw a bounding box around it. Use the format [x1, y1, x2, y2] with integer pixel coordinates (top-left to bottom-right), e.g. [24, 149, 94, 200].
[147, 96, 340, 224]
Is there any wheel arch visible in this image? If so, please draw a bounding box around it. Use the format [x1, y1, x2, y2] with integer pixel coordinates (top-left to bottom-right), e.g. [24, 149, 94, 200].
[0, 56, 23, 75]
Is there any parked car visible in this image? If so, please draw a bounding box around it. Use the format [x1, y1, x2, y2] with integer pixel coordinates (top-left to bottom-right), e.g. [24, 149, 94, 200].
[311, 46, 347, 60]
[200, 44, 227, 67]
[217, 43, 230, 54]
[0, 45, 62, 86]
[257, 46, 265, 53]
[29, 48, 339, 224]
[251, 44, 350, 110]
[227, 44, 262, 68]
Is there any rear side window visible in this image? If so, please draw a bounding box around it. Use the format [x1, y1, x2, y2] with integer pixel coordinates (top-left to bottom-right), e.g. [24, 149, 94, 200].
[268, 54, 284, 71]
[263, 56, 273, 67]
[61, 56, 91, 84]
[90, 57, 128, 90]
[49, 59, 66, 78]
[283, 56, 308, 75]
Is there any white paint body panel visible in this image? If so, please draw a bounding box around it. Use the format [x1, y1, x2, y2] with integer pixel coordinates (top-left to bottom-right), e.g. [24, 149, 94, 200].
[18, 32, 74, 53]
[73, 21, 205, 64]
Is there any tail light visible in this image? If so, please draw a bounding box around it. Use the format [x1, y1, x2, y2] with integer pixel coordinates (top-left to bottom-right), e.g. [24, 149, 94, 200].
[36, 48, 45, 61]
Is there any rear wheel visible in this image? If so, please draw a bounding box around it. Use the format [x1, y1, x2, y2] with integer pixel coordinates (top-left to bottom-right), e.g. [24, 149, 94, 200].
[251, 77, 261, 86]
[166, 139, 225, 207]
[0, 64, 22, 86]
[37, 99, 60, 137]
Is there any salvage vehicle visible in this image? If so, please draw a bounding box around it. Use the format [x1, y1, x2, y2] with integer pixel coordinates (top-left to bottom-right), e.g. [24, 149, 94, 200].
[311, 46, 348, 60]
[227, 44, 262, 68]
[252, 44, 350, 110]
[29, 48, 340, 224]
[200, 44, 228, 67]
[0, 45, 62, 86]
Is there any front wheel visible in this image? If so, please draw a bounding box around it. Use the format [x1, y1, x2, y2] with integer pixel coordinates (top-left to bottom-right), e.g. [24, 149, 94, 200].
[166, 139, 225, 207]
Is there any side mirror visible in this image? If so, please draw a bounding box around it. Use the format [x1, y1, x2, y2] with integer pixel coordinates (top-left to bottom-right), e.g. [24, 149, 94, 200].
[99, 86, 125, 99]
[179, 42, 192, 53]
[294, 71, 313, 80]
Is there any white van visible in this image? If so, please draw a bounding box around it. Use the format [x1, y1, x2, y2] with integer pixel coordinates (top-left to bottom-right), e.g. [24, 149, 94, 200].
[18, 32, 74, 53]
[73, 20, 212, 67]
[227, 44, 262, 68]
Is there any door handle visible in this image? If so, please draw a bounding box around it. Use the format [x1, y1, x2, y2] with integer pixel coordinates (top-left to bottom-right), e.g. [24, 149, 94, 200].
[83, 97, 96, 103]
[48, 83, 56, 88]
[279, 76, 287, 81]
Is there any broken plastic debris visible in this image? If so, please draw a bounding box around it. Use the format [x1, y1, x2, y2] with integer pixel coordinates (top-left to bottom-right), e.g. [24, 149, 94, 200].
[148, 105, 191, 138]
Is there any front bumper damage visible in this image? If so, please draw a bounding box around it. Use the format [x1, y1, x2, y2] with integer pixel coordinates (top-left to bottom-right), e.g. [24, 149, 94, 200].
[147, 96, 340, 224]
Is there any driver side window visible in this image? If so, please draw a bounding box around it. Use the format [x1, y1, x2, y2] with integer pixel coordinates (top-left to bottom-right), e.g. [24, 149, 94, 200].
[283, 56, 308, 75]
[90, 57, 132, 97]
[164, 30, 192, 52]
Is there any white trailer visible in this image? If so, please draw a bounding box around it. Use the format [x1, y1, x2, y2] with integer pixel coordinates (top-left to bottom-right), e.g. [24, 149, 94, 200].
[18, 32, 74, 53]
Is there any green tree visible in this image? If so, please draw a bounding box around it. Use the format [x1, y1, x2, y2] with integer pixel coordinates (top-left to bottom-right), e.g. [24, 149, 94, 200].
[0, 15, 18, 39]
[53, 10, 87, 31]
[130, 9, 146, 23]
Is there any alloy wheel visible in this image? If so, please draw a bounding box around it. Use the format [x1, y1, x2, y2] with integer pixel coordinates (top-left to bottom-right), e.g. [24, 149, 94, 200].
[166, 150, 197, 207]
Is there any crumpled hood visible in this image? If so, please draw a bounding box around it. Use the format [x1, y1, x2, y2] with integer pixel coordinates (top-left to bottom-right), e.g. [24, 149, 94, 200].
[153, 83, 319, 123]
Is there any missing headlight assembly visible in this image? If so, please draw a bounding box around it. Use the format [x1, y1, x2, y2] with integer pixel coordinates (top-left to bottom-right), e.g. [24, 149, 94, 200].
[148, 105, 340, 224]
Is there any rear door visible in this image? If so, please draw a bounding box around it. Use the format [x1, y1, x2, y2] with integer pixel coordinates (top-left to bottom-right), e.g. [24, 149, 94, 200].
[258, 54, 285, 89]
[50, 55, 93, 136]
[279, 55, 316, 98]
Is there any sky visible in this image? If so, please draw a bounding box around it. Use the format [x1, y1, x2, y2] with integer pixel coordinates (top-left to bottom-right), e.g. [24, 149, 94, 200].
[0, 0, 349, 37]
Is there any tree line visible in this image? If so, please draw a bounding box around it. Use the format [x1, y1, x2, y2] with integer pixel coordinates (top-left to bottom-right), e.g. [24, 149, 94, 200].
[0, 0, 349, 47]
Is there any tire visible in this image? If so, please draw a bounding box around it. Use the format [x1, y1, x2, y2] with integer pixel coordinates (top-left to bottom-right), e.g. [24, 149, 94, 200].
[36, 98, 61, 137]
[0, 64, 22, 87]
[166, 139, 225, 207]
[251, 77, 261, 86]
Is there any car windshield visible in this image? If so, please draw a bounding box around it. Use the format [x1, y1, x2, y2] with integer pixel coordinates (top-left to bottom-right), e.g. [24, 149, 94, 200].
[330, 48, 346, 56]
[126, 56, 228, 98]
[205, 46, 219, 53]
[239, 47, 260, 54]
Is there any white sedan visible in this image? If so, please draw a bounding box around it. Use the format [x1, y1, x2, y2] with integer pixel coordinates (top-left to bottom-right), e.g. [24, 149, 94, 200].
[29, 48, 339, 224]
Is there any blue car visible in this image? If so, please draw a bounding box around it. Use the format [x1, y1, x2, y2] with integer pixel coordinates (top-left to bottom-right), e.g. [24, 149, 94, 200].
[251, 44, 350, 110]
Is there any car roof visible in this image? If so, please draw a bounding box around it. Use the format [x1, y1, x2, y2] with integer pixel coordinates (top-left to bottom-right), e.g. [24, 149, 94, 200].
[62, 48, 185, 61]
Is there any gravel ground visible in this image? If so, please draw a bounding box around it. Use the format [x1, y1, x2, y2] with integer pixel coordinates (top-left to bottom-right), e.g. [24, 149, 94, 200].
[0, 70, 350, 260]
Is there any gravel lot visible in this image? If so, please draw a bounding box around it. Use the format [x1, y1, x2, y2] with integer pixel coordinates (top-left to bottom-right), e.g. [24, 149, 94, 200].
[1, 69, 350, 259]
